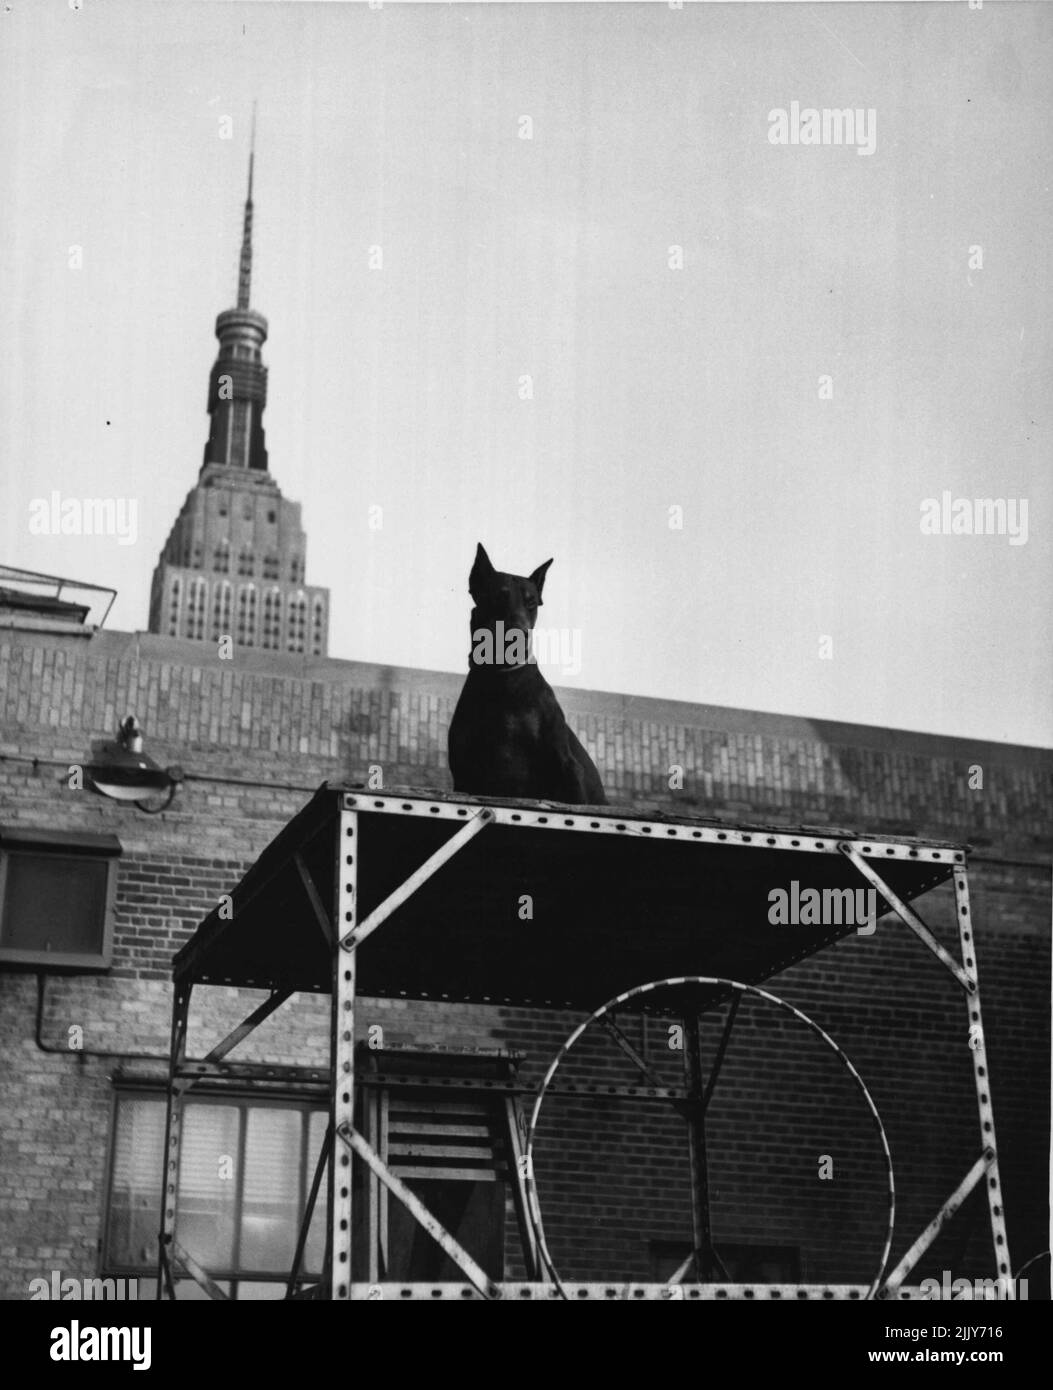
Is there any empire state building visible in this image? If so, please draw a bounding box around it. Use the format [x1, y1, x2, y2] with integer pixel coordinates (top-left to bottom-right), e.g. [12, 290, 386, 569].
[148, 134, 330, 657]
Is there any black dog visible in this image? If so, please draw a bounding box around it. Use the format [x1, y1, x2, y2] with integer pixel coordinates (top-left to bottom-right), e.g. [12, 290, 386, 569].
[448, 544, 606, 805]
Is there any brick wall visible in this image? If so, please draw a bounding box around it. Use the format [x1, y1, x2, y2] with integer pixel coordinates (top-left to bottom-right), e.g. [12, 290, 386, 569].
[0, 623, 1048, 1297]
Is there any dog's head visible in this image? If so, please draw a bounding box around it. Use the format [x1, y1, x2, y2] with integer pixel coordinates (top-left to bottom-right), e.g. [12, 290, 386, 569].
[468, 542, 552, 652]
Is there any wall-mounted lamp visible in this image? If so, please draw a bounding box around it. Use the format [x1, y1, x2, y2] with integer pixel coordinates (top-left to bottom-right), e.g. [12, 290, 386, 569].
[86, 715, 184, 814]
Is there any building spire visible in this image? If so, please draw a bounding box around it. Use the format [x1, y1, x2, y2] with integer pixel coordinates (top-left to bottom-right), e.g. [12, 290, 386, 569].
[237, 104, 256, 310]
[202, 101, 270, 474]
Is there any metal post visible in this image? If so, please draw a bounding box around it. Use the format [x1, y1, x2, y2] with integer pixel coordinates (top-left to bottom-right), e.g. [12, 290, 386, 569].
[954, 868, 1014, 1295]
[365, 1081, 380, 1285]
[157, 981, 191, 1300]
[378, 1087, 389, 1279]
[682, 1013, 715, 1281]
[330, 804, 358, 1300]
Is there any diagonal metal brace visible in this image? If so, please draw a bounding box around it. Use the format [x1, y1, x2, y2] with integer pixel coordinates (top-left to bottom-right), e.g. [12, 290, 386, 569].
[286, 1122, 331, 1298]
[599, 1016, 670, 1094]
[173, 987, 293, 1098]
[171, 1240, 230, 1301]
[294, 851, 333, 947]
[338, 1123, 501, 1299]
[701, 994, 740, 1114]
[340, 808, 492, 950]
[880, 1150, 996, 1297]
[667, 1242, 731, 1287]
[839, 843, 976, 993]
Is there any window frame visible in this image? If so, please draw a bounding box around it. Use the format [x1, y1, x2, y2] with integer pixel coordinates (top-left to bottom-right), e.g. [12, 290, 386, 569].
[0, 828, 120, 970]
[101, 1084, 328, 1294]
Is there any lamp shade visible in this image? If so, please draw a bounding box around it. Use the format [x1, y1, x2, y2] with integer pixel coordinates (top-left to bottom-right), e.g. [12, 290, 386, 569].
[85, 717, 182, 807]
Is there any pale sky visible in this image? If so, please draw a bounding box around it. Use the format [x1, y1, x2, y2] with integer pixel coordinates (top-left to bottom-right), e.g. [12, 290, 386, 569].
[2, 1, 1050, 747]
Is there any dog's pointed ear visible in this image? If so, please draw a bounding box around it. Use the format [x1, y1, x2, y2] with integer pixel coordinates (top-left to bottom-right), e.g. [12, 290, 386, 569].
[529, 558, 553, 599]
[469, 543, 495, 599]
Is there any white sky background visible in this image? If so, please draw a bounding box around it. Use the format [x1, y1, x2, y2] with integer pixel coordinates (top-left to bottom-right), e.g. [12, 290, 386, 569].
[1, 0, 1050, 747]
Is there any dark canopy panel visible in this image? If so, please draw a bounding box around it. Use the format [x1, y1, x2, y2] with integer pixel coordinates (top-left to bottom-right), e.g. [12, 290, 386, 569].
[174, 785, 959, 1010]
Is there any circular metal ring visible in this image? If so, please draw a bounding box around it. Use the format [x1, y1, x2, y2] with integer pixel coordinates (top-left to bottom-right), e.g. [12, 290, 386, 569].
[524, 975, 896, 1301]
[1012, 1248, 1048, 1293]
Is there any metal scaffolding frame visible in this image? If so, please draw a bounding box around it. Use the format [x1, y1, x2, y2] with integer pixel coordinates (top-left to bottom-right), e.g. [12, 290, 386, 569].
[158, 785, 1012, 1301]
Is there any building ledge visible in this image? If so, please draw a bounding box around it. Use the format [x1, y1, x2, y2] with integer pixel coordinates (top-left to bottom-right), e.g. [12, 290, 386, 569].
[0, 615, 93, 638]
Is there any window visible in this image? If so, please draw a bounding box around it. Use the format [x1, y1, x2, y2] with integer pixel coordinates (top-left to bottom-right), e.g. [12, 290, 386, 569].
[104, 1090, 328, 1300]
[186, 578, 208, 640]
[167, 576, 182, 637]
[311, 597, 326, 656]
[262, 554, 280, 581]
[261, 589, 282, 650]
[0, 828, 121, 969]
[236, 584, 257, 647]
[211, 581, 232, 641]
[213, 541, 230, 574]
[238, 547, 254, 578]
[287, 592, 306, 653]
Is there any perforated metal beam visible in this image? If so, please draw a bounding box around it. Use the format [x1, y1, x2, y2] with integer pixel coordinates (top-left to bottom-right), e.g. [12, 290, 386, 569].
[348, 1282, 935, 1301]
[342, 791, 963, 865]
[156, 981, 191, 1300]
[954, 869, 1014, 1292]
[330, 806, 357, 1301]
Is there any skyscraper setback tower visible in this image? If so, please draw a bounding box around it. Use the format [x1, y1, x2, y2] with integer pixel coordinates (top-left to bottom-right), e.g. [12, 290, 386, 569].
[149, 131, 330, 656]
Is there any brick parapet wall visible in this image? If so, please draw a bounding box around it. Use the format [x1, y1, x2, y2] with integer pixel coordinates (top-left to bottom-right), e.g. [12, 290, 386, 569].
[2, 626, 1050, 860]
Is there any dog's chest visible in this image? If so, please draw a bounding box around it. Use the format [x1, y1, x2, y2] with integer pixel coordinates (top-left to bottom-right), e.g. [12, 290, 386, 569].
[453, 673, 559, 764]
[474, 693, 546, 748]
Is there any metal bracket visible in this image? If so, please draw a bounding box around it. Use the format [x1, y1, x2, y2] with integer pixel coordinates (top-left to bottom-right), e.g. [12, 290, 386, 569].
[839, 842, 976, 993]
[880, 1150, 996, 1297]
[340, 808, 492, 951]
